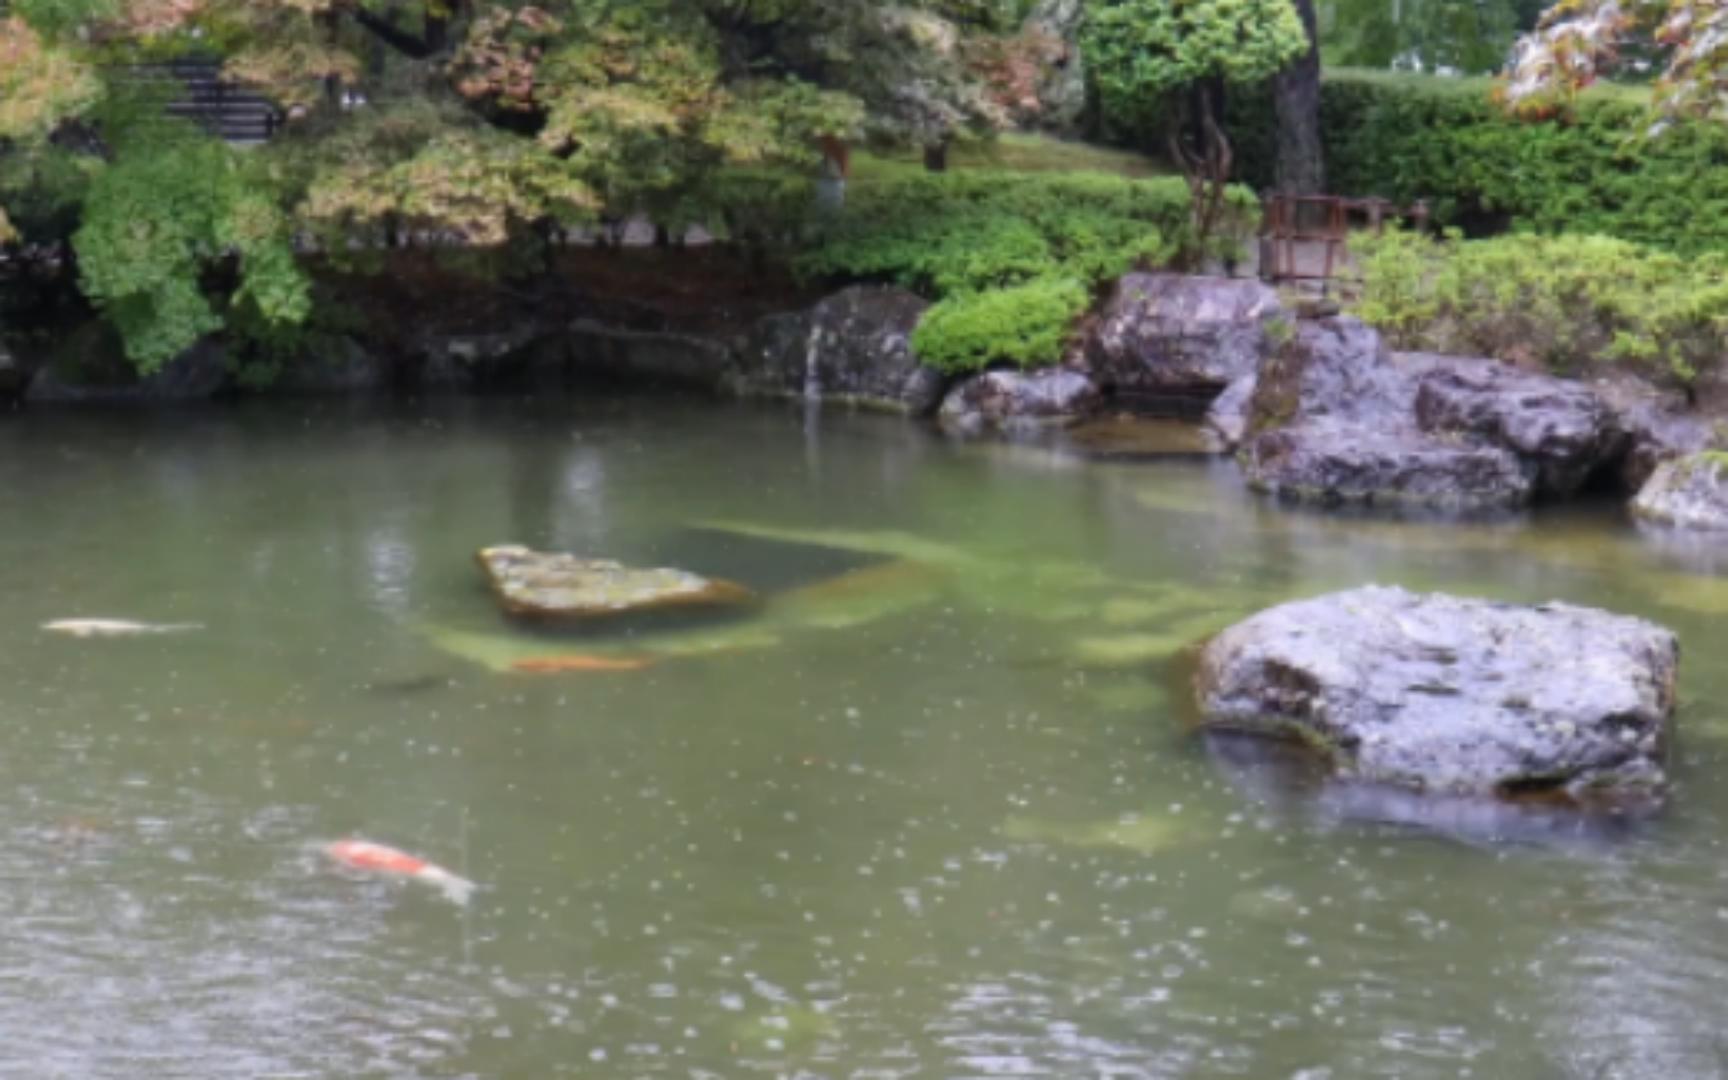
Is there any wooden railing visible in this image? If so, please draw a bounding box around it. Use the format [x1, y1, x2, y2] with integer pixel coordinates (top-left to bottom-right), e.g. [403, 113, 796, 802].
[1259, 194, 1430, 286]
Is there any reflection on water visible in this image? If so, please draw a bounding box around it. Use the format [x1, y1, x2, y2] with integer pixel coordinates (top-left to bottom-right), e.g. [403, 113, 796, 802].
[0, 396, 1726, 1077]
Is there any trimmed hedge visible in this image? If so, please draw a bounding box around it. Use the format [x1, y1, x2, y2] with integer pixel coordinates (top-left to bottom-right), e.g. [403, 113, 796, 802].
[912, 277, 1091, 373]
[1229, 69, 1728, 254]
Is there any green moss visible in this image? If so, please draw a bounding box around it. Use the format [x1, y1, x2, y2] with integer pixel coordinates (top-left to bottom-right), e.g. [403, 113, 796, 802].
[1684, 450, 1728, 477]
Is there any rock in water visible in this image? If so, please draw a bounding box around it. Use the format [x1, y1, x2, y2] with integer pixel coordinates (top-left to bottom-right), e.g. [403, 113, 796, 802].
[1204, 376, 1256, 451]
[476, 545, 753, 621]
[937, 368, 1101, 434]
[730, 287, 942, 414]
[1632, 453, 1728, 530]
[1238, 318, 1631, 510]
[1592, 377, 1713, 491]
[1088, 274, 1288, 408]
[1413, 362, 1625, 497]
[1241, 420, 1533, 510]
[1195, 586, 1679, 801]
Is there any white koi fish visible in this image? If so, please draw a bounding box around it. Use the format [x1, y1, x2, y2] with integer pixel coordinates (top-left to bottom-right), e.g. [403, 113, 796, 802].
[43, 618, 204, 639]
[324, 838, 476, 906]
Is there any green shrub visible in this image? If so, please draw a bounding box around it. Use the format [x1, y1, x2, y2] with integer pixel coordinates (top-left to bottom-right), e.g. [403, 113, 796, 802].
[788, 170, 1255, 368]
[74, 128, 310, 371]
[799, 171, 1253, 290]
[1228, 69, 1728, 254]
[912, 277, 1090, 373]
[1352, 229, 1728, 388]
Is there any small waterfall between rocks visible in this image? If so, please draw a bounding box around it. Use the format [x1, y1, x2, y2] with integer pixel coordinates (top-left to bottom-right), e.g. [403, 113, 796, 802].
[803, 322, 823, 402]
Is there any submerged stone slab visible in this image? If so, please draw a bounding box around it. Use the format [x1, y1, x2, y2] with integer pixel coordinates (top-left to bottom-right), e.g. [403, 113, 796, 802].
[1195, 586, 1679, 800]
[1632, 453, 1728, 530]
[476, 545, 753, 621]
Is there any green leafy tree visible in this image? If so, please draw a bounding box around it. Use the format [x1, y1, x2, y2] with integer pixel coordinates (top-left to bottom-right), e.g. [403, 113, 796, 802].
[1083, 0, 1308, 247]
[2, 0, 985, 369]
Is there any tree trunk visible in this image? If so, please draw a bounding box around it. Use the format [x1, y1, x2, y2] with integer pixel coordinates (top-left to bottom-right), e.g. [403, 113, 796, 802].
[1274, 0, 1325, 195]
[923, 140, 950, 173]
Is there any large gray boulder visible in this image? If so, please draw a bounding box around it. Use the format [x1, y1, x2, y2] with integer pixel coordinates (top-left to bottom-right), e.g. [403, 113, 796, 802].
[1088, 274, 1289, 406]
[1414, 361, 1625, 497]
[1196, 586, 1679, 801]
[1245, 316, 1416, 434]
[1592, 376, 1714, 491]
[1241, 421, 1533, 509]
[1632, 453, 1728, 530]
[1239, 320, 1531, 509]
[731, 287, 944, 414]
[938, 368, 1102, 435]
[1238, 319, 1629, 509]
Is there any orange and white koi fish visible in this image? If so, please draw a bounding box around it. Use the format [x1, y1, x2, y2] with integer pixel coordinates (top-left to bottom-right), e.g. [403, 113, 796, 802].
[508, 653, 655, 674]
[324, 839, 476, 906]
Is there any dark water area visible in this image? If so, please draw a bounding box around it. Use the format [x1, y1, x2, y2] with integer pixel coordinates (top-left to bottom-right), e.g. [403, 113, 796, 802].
[2, 396, 1727, 1078]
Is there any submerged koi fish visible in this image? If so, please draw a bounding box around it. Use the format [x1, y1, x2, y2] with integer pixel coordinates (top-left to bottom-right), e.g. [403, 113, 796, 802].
[324, 839, 476, 906]
[509, 654, 655, 674]
[44, 618, 204, 638]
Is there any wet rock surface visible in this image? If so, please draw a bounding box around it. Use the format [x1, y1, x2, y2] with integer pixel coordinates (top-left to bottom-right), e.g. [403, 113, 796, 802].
[1632, 453, 1728, 530]
[1241, 421, 1534, 509]
[416, 325, 551, 390]
[1238, 319, 1636, 508]
[1203, 376, 1255, 451]
[1413, 361, 1625, 497]
[731, 287, 942, 414]
[476, 545, 754, 621]
[1245, 317, 1412, 435]
[1195, 586, 1679, 800]
[1089, 274, 1288, 407]
[1593, 377, 1715, 491]
[938, 368, 1102, 434]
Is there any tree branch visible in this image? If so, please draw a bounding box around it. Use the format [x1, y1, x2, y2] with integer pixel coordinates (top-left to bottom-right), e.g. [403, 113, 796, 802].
[349, 6, 438, 60]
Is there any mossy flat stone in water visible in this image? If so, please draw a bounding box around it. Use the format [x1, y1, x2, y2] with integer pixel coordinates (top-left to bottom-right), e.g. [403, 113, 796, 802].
[476, 545, 753, 621]
[1196, 585, 1679, 803]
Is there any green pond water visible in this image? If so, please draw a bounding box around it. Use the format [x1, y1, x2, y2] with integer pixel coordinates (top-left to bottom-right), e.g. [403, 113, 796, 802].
[3, 396, 1728, 1079]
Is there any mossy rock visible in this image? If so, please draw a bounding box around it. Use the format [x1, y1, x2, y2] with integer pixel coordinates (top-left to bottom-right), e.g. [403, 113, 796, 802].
[476, 545, 755, 622]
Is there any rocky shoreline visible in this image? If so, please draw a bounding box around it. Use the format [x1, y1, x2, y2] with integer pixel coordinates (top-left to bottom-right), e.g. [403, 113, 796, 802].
[6, 271, 1725, 522]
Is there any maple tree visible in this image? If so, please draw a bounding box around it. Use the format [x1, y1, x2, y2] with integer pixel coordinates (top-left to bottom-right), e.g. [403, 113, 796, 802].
[1506, 0, 1728, 125]
[0, 0, 1008, 368]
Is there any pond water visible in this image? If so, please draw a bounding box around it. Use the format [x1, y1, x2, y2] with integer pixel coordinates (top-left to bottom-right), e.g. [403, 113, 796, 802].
[3, 395, 1727, 1079]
